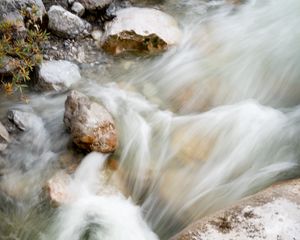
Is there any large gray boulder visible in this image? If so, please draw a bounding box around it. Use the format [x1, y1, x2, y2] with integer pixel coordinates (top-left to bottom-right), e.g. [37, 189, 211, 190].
[77, 0, 112, 11]
[171, 178, 300, 240]
[36, 60, 81, 91]
[0, 122, 10, 151]
[101, 7, 182, 55]
[48, 5, 91, 38]
[64, 91, 118, 153]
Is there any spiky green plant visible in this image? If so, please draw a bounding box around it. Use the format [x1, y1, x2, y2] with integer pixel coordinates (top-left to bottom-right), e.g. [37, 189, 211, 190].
[0, 6, 48, 96]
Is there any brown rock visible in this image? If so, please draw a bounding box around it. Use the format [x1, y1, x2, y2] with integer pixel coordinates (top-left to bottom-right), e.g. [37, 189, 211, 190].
[64, 90, 118, 153]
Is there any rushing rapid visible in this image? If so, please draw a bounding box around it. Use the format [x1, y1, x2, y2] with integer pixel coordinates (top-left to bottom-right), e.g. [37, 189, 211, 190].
[1, 0, 300, 239]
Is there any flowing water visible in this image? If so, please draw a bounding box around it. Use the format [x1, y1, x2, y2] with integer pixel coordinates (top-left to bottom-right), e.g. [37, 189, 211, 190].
[1, 0, 300, 239]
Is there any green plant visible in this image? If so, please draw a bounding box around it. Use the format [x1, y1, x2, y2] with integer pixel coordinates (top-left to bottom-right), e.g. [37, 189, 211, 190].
[0, 5, 48, 96]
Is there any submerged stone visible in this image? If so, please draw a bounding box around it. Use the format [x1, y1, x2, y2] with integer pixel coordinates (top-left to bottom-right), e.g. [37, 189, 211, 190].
[101, 7, 181, 55]
[0, 121, 10, 151]
[44, 171, 72, 207]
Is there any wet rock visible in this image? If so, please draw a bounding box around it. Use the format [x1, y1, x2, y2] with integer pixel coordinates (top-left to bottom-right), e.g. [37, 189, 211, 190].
[171, 178, 300, 240]
[71, 2, 85, 17]
[36, 60, 81, 91]
[48, 5, 91, 38]
[7, 110, 41, 131]
[77, 0, 113, 11]
[101, 7, 181, 55]
[64, 90, 118, 153]
[44, 171, 72, 207]
[0, 122, 10, 151]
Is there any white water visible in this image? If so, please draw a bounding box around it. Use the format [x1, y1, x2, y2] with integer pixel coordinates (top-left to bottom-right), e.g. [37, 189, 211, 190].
[1, 0, 300, 239]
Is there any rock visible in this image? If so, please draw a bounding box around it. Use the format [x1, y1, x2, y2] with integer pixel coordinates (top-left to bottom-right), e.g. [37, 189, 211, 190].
[0, 122, 10, 151]
[36, 60, 81, 91]
[14, 0, 46, 24]
[44, 171, 73, 207]
[64, 90, 118, 153]
[71, 2, 85, 17]
[68, 0, 75, 5]
[171, 178, 300, 240]
[101, 7, 181, 55]
[7, 110, 41, 131]
[77, 0, 113, 11]
[0, 57, 22, 78]
[0, 0, 46, 30]
[91, 29, 103, 41]
[48, 5, 91, 38]
[0, 0, 26, 38]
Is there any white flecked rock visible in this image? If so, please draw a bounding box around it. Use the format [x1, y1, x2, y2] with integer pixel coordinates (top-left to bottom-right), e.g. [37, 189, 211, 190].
[172, 179, 300, 240]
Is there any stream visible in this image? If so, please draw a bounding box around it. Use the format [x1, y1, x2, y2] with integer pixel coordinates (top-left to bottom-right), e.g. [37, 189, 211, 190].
[1, 0, 300, 239]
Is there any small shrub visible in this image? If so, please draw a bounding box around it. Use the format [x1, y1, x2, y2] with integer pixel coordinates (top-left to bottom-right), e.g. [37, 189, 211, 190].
[0, 5, 48, 96]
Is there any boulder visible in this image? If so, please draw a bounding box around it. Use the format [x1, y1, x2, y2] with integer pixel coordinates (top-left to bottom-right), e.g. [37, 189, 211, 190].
[48, 5, 91, 38]
[0, 122, 10, 151]
[171, 178, 300, 240]
[36, 60, 81, 91]
[71, 2, 85, 17]
[77, 0, 112, 11]
[64, 90, 118, 153]
[101, 7, 181, 55]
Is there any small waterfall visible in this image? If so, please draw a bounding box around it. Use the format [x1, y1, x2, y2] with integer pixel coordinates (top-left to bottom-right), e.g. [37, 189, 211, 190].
[43, 153, 158, 240]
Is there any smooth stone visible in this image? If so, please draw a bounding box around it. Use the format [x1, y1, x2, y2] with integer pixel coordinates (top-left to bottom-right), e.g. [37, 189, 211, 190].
[71, 2, 85, 17]
[37, 60, 81, 91]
